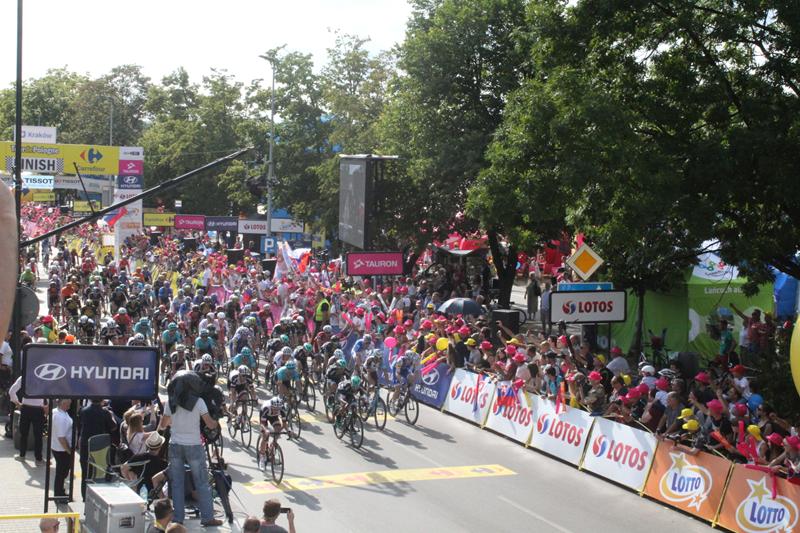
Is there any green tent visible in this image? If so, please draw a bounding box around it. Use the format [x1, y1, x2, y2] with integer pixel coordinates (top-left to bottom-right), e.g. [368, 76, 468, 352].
[607, 252, 773, 359]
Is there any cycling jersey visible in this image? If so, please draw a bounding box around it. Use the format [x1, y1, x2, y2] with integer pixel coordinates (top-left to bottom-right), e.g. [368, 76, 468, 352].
[325, 365, 348, 383]
[336, 381, 356, 402]
[275, 366, 299, 384]
[195, 337, 215, 354]
[231, 352, 256, 369]
[260, 402, 285, 425]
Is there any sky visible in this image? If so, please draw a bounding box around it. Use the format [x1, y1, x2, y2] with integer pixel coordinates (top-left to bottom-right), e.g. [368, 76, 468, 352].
[0, 0, 412, 87]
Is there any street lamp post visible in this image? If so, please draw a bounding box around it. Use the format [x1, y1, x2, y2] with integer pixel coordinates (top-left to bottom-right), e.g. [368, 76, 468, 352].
[11, 0, 23, 377]
[266, 59, 276, 239]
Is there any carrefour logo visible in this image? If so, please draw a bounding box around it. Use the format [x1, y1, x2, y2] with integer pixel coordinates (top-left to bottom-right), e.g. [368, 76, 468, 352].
[658, 452, 712, 510]
[734, 478, 798, 532]
[562, 301, 576, 315]
[591, 434, 648, 470]
[34, 363, 67, 381]
[536, 413, 585, 446]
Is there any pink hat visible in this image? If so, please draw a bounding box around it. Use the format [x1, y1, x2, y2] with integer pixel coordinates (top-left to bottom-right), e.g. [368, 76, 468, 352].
[458, 326, 470, 337]
[420, 319, 432, 329]
[512, 353, 526, 364]
[694, 372, 711, 385]
[786, 435, 800, 450]
[480, 341, 493, 351]
[767, 433, 784, 446]
[636, 383, 650, 395]
[655, 377, 669, 391]
[588, 371, 603, 382]
[731, 364, 746, 375]
[626, 388, 642, 400]
[394, 326, 406, 335]
[610, 346, 623, 356]
[734, 403, 748, 417]
[558, 335, 568, 345]
[505, 345, 517, 356]
[706, 399, 724, 413]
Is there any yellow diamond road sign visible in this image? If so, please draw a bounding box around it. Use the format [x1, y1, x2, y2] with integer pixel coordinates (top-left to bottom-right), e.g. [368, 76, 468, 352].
[566, 243, 604, 280]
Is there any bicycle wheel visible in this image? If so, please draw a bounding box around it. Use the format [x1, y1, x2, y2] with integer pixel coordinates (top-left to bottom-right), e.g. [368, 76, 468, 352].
[350, 415, 364, 449]
[404, 396, 419, 425]
[357, 395, 370, 422]
[324, 394, 336, 423]
[227, 415, 237, 440]
[287, 407, 302, 440]
[304, 379, 317, 412]
[255, 434, 266, 472]
[241, 420, 252, 449]
[333, 413, 346, 440]
[387, 392, 402, 417]
[271, 442, 284, 484]
[373, 397, 387, 430]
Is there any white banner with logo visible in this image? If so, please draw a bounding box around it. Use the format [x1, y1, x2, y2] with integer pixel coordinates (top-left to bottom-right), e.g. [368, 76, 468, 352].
[442, 369, 495, 426]
[528, 395, 595, 466]
[483, 381, 536, 445]
[581, 416, 657, 491]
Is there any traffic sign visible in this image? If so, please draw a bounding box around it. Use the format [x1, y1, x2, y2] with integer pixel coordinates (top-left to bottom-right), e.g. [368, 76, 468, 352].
[557, 282, 614, 292]
[566, 243, 604, 280]
[261, 236, 276, 254]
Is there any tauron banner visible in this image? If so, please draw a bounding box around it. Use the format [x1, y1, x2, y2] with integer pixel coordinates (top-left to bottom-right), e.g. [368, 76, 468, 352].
[22, 344, 158, 400]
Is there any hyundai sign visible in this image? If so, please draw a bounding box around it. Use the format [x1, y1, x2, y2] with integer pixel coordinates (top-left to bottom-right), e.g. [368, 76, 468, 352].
[549, 290, 627, 324]
[22, 344, 158, 399]
[345, 251, 404, 276]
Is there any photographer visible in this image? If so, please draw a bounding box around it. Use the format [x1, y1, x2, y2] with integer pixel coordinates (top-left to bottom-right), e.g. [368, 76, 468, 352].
[260, 499, 296, 533]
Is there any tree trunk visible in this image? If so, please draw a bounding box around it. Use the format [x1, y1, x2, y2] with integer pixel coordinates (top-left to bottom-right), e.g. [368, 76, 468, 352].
[487, 230, 517, 309]
[631, 289, 645, 356]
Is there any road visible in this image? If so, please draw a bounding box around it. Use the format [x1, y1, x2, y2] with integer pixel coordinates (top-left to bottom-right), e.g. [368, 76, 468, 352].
[31, 278, 714, 533]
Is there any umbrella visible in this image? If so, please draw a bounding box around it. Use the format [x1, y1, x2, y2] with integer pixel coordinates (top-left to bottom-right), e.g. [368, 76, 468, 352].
[438, 298, 482, 317]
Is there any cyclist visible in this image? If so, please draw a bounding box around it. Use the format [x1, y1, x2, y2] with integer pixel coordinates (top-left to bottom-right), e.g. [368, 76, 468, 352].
[275, 360, 300, 403]
[258, 396, 286, 470]
[170, 344, 188, 376]
[114, 307, 132, 339]
[231, 321, 254, 355]
[334, 375, 361, 421]
[227, 365, 255, 414]
[161, 322, 182, 356]
[293, 343, 313, 378]
[390, 350, 417, 407]
[19, 267, 35, 288]
[47, 281, 60, 315]
[78, 316, 96, 344]
[192, 353, 217, 384]
[350, 334, 373, 373]
[127, 333, 148, 347]
[194, 329, 216, 356]
[325, 357, 350, 399]
[231, 346, 257, 376]
[98, 319, 120, 345]
[313, 324, 334, 352]
[133, 318, 152, 344]
[64, 294, 81, 322]
[362, 349, 383, 393]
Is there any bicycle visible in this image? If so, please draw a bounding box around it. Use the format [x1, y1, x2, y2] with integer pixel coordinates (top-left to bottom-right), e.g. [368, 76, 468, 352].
[333, 400, 364, 449]
[226, 397, 253, 449]
[298, 372, 317, 413]
[357, 385, 387, 430]
[388, 382, 419, 425]
[282, 388, 302, 440]
[255, 429, 286, 484]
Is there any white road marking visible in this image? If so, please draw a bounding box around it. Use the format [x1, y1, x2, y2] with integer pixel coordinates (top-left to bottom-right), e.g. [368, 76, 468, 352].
[497, 495, 575, 533]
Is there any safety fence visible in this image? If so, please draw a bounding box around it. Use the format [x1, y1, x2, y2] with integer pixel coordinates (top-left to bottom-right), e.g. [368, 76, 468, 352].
[0, 512, 80, 533]
[414, 367, 799, 533]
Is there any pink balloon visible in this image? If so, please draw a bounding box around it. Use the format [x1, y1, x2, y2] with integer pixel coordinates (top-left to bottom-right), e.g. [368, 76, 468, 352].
[384, 337, 397, 349]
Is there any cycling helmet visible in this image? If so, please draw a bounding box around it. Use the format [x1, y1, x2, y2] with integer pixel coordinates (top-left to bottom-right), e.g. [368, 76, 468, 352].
[106, 319, 117, 328]
[271, 397, 284, 410]
[79, 315, 88, 324]
[285, 360, 297, 370]
[337, 358, 347, 368]
[207, 312, 215, 319]
[168, 322, 178, 330]
[216, 312, 225, 319]
[238, 365, 251, 376]
[280, 334, 290, 344]
[200, 329, 209, 336]
[176, 344, 186, 351]
[322, 325, 332, 334]
[201, 354, 213, 365]
[363, 334, 372, 342]
[118, 307, 127, 314]
[139, 318, 150, 325]
[404, 350, 415, 359]
[351, 375, 362, 388]
[303, 342, 312, 352]
[333, 349, 344, 358]
[281, 346, 292, 356]
[241, 347, 252, 356]
[133, 333, 145, 342]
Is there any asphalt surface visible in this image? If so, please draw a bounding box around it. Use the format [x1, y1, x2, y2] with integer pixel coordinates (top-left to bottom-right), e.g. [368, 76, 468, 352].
[32, 277, 715, 533]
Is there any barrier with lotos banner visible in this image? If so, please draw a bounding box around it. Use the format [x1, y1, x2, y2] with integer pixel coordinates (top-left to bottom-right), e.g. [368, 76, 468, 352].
[581, 416, 657, 491]
[716, 464, 800, 533]
[528, 395, 594, 465]
[483, 381, 536, 445]
[411, 362, 452, 409]
[442, 369, 496, 426]
[643, 443, 732, 522]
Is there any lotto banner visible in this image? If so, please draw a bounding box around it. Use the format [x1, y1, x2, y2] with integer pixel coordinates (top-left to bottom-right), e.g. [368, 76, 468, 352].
[442, 369, 496, 426]
[483, 381, 536, 445]
[643, 444, 732, 522]
[528, 395, 594, 466]
[717, 464, 800, 533]
[581, 417, 657, 491]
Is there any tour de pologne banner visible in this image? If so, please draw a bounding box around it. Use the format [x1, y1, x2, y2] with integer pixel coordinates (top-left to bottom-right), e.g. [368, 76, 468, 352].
[528, 395, 594, 466]
[717, 464, 800, 533]
[443, 369, 496, 427]
[580, 416, 658, 491]
[411, 362, 452, 409]
[643, 444, 732, 523]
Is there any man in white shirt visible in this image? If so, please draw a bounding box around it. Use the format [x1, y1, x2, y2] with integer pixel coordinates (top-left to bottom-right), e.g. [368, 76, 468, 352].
[51, 398, 73, 498]
[9, 376, 47, 463]
[605, 346, 631, 377]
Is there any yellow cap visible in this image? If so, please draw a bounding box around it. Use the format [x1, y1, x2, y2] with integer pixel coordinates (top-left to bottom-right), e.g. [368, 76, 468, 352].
[682, 419, 700, 432]
[747, 424, 762, 441]
[595, 354, 607, 364]
[678, 408, 694, 420]
[465, 338, 477, 346]
[621, 374, 631, 386]
[508, 338, 522, 345]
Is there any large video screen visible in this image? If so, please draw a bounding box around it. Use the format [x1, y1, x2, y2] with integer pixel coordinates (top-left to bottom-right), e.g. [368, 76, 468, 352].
[338, 158, 367, 248]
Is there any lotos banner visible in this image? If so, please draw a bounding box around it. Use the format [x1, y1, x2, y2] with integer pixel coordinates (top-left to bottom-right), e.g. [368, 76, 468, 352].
[717, 464, 800, 533]
[443, 369, 496, 426]
[581, 416, 657, 491]
[643, 443, 732, 522]
[529, 395, 594, 465]
[483, 381, 536, 445]
[411, 361, 452, 409]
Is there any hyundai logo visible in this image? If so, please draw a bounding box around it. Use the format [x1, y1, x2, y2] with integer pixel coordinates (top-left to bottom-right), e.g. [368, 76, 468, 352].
[122, 175, 138, 184]
[422, 368, 439, 386]
[33, 363, 67, 381]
